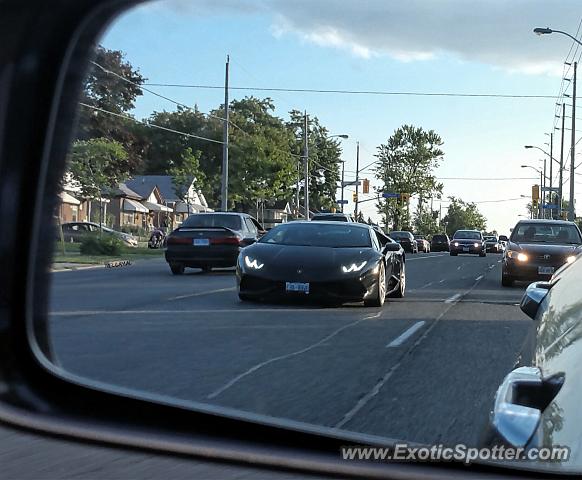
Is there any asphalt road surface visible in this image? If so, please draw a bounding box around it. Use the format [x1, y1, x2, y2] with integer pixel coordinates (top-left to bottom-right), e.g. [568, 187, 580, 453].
[48, 252, 531, 447]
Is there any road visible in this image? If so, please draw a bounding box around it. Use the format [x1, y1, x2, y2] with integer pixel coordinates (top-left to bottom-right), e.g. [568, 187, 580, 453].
[48, 252, 531, 447]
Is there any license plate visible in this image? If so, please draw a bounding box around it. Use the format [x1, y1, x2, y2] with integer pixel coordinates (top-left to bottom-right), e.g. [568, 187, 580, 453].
[538, 266, 554, 275]
[463, 246, 469, 252]
[286, 282, 310, 294]
[193, 238, 210, 246]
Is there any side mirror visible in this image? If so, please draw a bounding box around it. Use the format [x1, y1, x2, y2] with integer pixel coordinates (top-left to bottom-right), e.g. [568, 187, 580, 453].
[242, 238, 257, 246]
[520, 281, 551, 320]
[383, 242, 401, 252]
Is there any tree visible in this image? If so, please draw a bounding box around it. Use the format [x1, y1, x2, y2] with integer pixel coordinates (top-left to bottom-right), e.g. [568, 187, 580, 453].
[414, 207, 439, 236]
[168, 148, 206, 215]
[374, 125, 444, 231]
[77, 46, 146, 171]
[441, 197, 487, 235]
[68, 138, 129, 229]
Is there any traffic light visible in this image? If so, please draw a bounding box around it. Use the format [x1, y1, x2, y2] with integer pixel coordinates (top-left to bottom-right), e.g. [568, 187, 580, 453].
[352, 192, 357, 202]
[532, 184, 540, 202]
[362, 179, 370, 194]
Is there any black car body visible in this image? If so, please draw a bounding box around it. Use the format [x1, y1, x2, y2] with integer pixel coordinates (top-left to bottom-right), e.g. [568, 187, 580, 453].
[501, 220, 582, 286]
[450, 230, 486, 256]
[484, 256, 582, 473]
[237, 221, 405, 306]
[165, 212, 264, 274]
[389, 230, 418, 253]
[311, 212, 355, 222]
[484, 236, 502, 253]
[430, 233, 450, 252]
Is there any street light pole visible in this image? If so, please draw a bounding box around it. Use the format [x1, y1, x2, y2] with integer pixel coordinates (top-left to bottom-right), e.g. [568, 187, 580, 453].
[220, 55, 230, 211]
[354, 141, 360, 220]
[303, 111, 309, 219]
[543, 157, 547, 218]
[340, 161, 345, 213]
[560, 102, 565, 216]
[549, 132, 553, 217]
[569, 62, 577, 221]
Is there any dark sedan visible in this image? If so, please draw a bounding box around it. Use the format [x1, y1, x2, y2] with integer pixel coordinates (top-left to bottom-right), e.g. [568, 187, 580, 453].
[483, 255, 582, 473]
[501, 220, 582, 287]
[237, 221, 405, 306]
[449, 229, 486, 256]
[165, 212, 264, 274]
[389, 230, 418, 253]
[430, 233, 450, 252]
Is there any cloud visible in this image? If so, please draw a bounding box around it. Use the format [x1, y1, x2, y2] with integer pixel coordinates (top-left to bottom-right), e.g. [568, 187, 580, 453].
[199, 0, 582, 75]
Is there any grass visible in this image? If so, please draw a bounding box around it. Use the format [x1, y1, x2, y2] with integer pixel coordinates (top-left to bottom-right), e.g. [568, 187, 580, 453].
[53, 242, 164, 265]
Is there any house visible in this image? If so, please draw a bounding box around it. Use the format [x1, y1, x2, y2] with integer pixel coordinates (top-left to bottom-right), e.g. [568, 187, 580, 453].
[57, 173, 110, 225]
[125, 175, 212, 227]
[107, 183, 150, 231]
[257, 200, 292, 229]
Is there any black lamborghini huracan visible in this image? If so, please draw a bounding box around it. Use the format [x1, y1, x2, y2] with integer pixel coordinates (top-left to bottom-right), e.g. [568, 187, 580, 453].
[236, 221, 405, 306]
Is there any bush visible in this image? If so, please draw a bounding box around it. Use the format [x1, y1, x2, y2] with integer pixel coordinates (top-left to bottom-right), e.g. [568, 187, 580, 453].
[80, 234, 123, 256]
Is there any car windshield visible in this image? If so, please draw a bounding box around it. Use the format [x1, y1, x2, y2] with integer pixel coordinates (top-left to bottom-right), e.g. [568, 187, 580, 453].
[484, 236, 497, 241]
[260, 223, 371, 247]
[389, 232, 409, 239]
[511, 223, 582, 244]
[182, 214, 242, 231]
[454, 231, 481, 240]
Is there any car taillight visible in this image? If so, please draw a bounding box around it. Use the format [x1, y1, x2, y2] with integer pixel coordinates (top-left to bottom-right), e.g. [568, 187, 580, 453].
[210, 236, 241, 245]
[167, 236, 191, 245]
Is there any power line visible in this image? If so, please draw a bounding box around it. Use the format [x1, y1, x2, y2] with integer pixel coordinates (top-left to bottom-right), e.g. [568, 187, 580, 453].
[142, 83, 555, 99]
[79, 102, 224, 144]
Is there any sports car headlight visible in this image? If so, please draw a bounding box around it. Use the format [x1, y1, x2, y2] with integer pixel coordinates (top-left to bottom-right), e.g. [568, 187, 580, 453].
[507, 251, 528, 262]
[244, 255, 264, 270]
[341, 261, 367, 273]
[454, 242, 459, 247]
[566, 255, 577, 264]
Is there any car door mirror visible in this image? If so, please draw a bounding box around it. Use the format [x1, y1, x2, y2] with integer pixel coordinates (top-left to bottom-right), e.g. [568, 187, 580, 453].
[383, 242, 401, 253]
[520, 281, 552, 320]
[242, 238, 256, 246]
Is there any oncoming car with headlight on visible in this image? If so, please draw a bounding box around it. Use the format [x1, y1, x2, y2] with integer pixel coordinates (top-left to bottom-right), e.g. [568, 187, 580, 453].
[236, 221, 405, 306]
[501, 219, 582, 287]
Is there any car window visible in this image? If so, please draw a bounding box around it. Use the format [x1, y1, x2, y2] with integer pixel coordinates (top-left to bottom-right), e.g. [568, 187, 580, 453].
[261, 223, 371, 247]
[453, 230, 481, 240]
[511, 223, 582, 244]
[244, 217, 257, 234]
[182, 214, 242, 231]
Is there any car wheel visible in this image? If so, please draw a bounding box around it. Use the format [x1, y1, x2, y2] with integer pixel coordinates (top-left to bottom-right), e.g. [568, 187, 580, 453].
[480, 251, 486, 257]
[388, 262, 405, 298]
[170, 263, 185, 275]
[238, 292, 255, 302]
[501, 274, 513, 287]
[364, 263, 386, 307]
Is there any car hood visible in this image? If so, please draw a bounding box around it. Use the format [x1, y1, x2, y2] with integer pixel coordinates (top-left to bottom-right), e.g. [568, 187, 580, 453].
[508, 242, 581, 255]
[240, 243, 380, 281]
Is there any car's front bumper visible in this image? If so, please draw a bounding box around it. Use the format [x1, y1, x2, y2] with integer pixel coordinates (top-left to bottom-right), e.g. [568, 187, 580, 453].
[165, 246, 241, 268]
[450, 243, 484, 254]
[502, 257, 565, 281]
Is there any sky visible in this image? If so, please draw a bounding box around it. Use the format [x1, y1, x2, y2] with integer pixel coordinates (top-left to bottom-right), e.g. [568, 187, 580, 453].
[100, 0, 582, 234]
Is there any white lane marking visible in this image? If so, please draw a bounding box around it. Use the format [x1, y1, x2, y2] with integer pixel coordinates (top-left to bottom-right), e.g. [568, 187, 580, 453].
[438, 279, 446, 284]
[498, 259, 502, 263]
[406, 253, 448, 261]
[386, 321, 426, 348]
[207, 312, 382, 400]
[444, 293, 462, 303]
[475, 275, 484, 282]
[419, 281, 433, 289]
[334, 270, 486, 430]
[456, 266, 462, 271]
[49, 308, 358, 316]
[169, 287, 236, 300]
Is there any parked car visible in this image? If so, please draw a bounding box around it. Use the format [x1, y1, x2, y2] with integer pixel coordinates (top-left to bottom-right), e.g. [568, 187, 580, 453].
[449, 230, 486, 257]
[484, 236, 502, 253]
[237, 221, 405, 306]
[164, 212, 265, 274]
[483, 254, 582, 469]
[58, 221, 138, 247]
[389, 231, 418, 253]
[501, 219, 582, 287]
[430, 233, 450, 252]
[414, 234, 430, 253]
[310, 212, 355, 222]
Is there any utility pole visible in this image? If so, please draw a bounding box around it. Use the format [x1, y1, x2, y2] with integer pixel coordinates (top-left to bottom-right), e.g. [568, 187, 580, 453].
[354, 141, 360, 220]
[559, 102, 565, 216]
[295, 159, 300, 217]
[569, 61, 577, 221]
[542, 158, 547, 219]
[549, 132, 553, 218]
[340, 161, 345, 213]
[303, 112, 309, 219]
[220, 55, 230, 211]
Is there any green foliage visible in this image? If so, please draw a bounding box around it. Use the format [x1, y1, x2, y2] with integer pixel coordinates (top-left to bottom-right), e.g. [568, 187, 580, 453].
[80, 235, 123, 256]
[168, 147, 205, 207]
[442, 197, 487, 235]
[68, 138, 129, 198]
[375, 125, 444, 231]
[414, 208, 439, 236]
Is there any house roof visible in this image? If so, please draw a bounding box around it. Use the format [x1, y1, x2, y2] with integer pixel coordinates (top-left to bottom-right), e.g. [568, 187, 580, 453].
[106, 183, 143, 200]
[126, 175, 188, 202]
